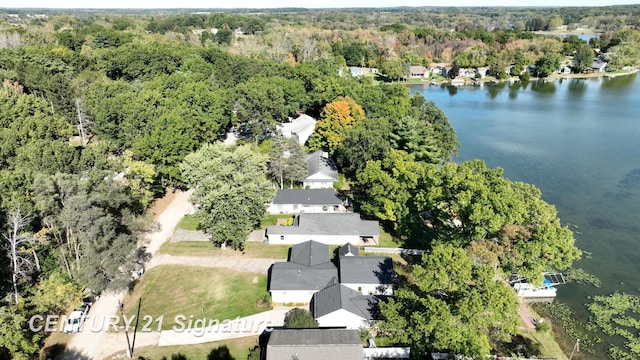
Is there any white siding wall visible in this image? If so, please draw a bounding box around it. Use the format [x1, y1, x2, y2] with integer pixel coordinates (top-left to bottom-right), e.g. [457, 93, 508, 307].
[266, 204, 345, 214]
[315, 309, 367, 329]
[304, 180, 334, 189]
[270, 290, 316, 304]
[267, 234, 362, 245]
[343, 283, 394, 296]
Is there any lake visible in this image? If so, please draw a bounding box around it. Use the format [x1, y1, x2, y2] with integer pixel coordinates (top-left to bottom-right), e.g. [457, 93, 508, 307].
[410, 73, 640, 337]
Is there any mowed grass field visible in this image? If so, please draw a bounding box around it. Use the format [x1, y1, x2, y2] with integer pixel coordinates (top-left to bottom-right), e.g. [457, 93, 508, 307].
[159, 240, 290, 259]
[106, 336, 259, 360]
[121, 265, 270, 330]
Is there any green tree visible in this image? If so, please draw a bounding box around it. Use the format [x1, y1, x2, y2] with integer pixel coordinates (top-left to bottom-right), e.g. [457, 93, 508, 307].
[392, 97, 458, 164]
[233, 77, 305, 141]
[284, 308, 319, 328]
[31, 173, 142, 293]
[335, 117, 392, 178]
[355, 149, 425, 225]
[28, 271, 82, 314]
[379, 59, 407, 80]
[573, 43, 594, 73]
[268, 137, 307, 189]
[0, 306, 41, 360]
[607, 43, 640, 69]
[380, 245, 519, 358]
[534, 53, 562, 78]
[215, 29, 233, 45]
[409, 160, 581, 283]
[181, 143, 274, 249]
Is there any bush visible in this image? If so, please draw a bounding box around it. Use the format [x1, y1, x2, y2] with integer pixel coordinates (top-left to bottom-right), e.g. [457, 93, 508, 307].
[535, 318, 551, 333]
[283, 308, 318, 328]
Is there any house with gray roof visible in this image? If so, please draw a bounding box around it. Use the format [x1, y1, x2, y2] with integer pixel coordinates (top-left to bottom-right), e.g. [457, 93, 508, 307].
[265, 328, 363, 360]
[266, 189, 346, 214]
[591, 58, 608, 72]
[304, 150, 338, 189]
[409, 65, 427, 78]
[311, 278, 385, 329]
[277, 114, 317, 145]
[339, 256, 394, 296]
[338, 242, 359, 257]
[266, 213, 379, 245]
[268, 240, 338, 303]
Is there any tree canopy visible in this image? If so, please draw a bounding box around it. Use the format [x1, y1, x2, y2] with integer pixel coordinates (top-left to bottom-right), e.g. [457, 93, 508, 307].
[180, 143, 274, 249]
[381, 245, 519, 357]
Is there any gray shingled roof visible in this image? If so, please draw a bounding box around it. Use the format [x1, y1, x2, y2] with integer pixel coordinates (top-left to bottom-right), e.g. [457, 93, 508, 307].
[272, 189, 343, 206]
[267, 213, 379, 236]
[289, 240, 331, 267]
[305, 150, 338, 180]
[339, 256, 394, 285]
[312, 281, 382, 320]
[268, 328, 362, 346]
[269, 261, 338, 291]
[338, 243, 359, 257]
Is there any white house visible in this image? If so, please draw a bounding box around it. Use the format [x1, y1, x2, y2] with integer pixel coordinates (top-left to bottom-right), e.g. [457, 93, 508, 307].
[304, 151, 339, 189]
[266, 189, 345, 214]
[266, 213, 379, 245]
[311, 278, 384, 329]
[268, 241, 338, 304]
[409, 65, 427, 78]
[277, 114, 317, 145]
[339, 255, 394, 296]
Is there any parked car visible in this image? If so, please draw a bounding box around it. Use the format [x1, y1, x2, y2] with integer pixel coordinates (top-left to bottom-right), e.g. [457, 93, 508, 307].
[64, 305, 89, 334]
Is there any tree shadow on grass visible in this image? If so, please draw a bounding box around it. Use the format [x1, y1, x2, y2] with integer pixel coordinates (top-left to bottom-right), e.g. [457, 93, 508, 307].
[492, 334, 543, 358]
[43, 345, 93, 360]
[207, 345, 235, 360]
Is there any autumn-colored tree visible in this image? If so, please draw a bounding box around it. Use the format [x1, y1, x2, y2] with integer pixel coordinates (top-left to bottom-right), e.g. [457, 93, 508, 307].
[308, 96, 365, 154]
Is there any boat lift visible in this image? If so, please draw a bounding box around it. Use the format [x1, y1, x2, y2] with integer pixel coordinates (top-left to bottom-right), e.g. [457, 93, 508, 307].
[509, 272, 566, 301]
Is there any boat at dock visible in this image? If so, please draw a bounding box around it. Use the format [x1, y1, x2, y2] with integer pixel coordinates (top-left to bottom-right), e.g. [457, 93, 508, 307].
[510, 272, 566, 300]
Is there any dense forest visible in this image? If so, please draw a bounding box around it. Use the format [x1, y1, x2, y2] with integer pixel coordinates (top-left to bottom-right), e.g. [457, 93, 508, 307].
[0, 5, 639, 360]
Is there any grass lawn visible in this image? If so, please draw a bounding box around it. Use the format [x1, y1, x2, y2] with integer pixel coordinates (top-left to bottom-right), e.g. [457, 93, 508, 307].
[377, 226, 402, 248]
[107, 336, 259, 360]
[176, 214, 199, 231]
[260, 213, 294, 228]
[517, 325, 568, 360]
[159, 241, 290, 259]
[122, 266, 271, 330]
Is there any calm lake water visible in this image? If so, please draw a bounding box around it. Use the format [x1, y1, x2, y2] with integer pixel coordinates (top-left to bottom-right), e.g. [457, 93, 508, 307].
[410, 74, 640, 323]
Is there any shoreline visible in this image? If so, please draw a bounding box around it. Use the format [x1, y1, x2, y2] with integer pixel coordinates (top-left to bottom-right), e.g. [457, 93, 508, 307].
[401, 67, 640, 87]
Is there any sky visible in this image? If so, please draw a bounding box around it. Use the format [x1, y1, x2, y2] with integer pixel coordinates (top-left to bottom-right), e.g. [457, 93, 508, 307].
[2, 0, 639, 9]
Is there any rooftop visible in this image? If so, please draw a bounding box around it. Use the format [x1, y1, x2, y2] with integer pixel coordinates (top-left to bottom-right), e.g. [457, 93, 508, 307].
[339, 256, 394, 285]
[305, 150, 338, 180]
[267, 328, 362, 347]
[313, 279, 383, 320]
[289, 240, 331, 267]
[267, 213, 379, 236]
[269, 261, 338, 291]
[272, 189, 343, 206]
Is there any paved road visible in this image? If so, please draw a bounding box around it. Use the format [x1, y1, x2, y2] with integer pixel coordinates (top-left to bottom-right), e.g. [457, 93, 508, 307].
[64, 190, 194, 360]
